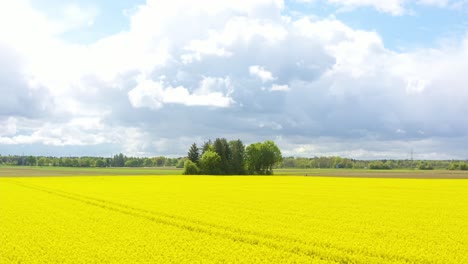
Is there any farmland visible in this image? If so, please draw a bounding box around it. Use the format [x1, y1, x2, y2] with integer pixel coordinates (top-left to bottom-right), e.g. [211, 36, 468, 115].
[1, 170, 467, 263]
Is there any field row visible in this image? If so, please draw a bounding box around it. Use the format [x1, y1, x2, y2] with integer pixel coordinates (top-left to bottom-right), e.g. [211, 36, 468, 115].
[1, 176, 467, 263]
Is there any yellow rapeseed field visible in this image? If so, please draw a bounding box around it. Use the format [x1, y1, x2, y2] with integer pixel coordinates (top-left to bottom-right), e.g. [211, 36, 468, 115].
[0, 176, 467, 263]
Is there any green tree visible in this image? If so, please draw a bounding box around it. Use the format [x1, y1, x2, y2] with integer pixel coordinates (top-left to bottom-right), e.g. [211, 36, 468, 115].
[60, 157, 72, 167]
[183, 160, 200, 175]
[26, 156, 37, 166]
[187, 143, 200, 164]
[246, 142, 262, 174]
[199, 150, 221, 175]
[281, 157, 296, 168]
[176, 158, 187, 168]
[418, 161, 434, 170]
[164, 158, 172, 167]
[369, 161, 391, 170]
[51, 157, 60, 166]
[37, 157, 48, 166]
[246, 140, 282, 175]
[113, 153, 126, 167]
[143, 158, 154, 167]
[448, 162, 459, 170]
[71, 158, 80, 167]
[260, 140, 282, 174]
[125, 159, 139, 167]
[296, 158, 310, 168]
[154, 156, 166, 167]
[95, 159, 106, 167]
[460, 163, 468, 170]
[79, 157, 92, 167]
[229, 139, 246, 175]
[213, 138, 231, 174]
[201, 140, 213, 155]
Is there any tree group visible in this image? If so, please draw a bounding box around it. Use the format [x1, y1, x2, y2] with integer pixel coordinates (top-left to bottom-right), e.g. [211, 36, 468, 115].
[183, 139, 282, 175]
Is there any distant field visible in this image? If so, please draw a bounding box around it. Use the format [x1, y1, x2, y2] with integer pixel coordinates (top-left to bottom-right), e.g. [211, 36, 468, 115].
[1, 175, 467, 263]
[1, 166, 468, 178]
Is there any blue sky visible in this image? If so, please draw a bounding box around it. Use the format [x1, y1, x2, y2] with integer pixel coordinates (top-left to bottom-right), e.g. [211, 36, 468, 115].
[31, 0, 146, 44]
[1, 0, 468, 159]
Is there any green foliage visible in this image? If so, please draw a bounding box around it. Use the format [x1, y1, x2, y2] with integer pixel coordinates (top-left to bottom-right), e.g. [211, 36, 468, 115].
[187, 143, 200, 164]
[418, 161, 434, 170]
[278, 157, 459, 170]
[183, 160, 200, 175]
[449, 162, 459, 170]
[1, 151, 464, 172]
[229, 139, 246, 175]
[143, 158, 154, 167]
[0, 154, 182, 169]
[199, 150, 222, 175]
[176, 158, 187, 168]
[213, 138, 232, 174]
[95, 159, 106, 167]
[79, 158, 92, 167]
[369, 161, 392, 170]
[25, 156, 36, 166]
[164, 158, 173, 167]
[183, 138, 248, 175]
[153, 156, 166, 167]
[449, 162, 468, 170]
[113, 153, 126, 167]
[37, 157, 50, 166]
[460, 163, 468, 171]
[246, 140, 282, 175]
[201, 140, 213, 155]
[124, 159, 139, 167]
[246, 143, 261, 174]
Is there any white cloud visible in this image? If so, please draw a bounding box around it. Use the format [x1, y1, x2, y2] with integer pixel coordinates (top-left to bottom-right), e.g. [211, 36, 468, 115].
[327, 0, 407, 15]
[294, 18, 387, 78]
[249, 65, 276, 82]
[128, 77, 234, 109]
[417, 0, 450, 7]
[1, 0, 468, 158]
[59, 4, 98, 31]
[0, 120, 111, 146]
[258, 121, 283, 130]
[270, 84, 290, 91]
[163, 86, 234, 107]
[300, 0, 467, 15]
[405, 78, 429, 94]
[0, 117, 17, 136]
[181, 17, 288, 64]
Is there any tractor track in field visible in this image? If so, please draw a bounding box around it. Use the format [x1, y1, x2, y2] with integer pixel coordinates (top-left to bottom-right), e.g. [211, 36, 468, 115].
[7, 179, 431, 264]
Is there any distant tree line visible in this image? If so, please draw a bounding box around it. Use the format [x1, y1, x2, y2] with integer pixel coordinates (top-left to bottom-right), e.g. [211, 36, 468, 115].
[0, 154, 185, 168]
[183, 139, 282, 175]
[1, 153, 467, 171]
[279, 157, 468, 170]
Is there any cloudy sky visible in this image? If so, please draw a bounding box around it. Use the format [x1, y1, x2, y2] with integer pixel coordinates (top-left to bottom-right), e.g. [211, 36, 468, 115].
[1, 0, 468, 159]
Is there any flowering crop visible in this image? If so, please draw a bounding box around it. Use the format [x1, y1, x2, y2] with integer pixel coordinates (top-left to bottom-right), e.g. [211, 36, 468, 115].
[1, 176, 467, 263]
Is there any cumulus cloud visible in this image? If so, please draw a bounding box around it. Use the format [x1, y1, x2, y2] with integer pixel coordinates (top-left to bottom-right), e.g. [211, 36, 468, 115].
[0, 117, 17, 136]
[270, 84, 290, 91]
[128, 77, 234, 109]
[249, 65, 276, 82]
[327, 0, 407, 15]
[299, 0, 467, 15]
[0, 0, 467, 158]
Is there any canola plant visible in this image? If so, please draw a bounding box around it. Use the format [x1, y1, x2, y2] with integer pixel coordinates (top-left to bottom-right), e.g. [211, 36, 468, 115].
[0, 176, 467, 263]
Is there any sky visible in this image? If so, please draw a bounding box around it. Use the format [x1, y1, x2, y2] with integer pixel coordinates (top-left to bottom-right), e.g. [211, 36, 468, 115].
[1, 0, 468, 159]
